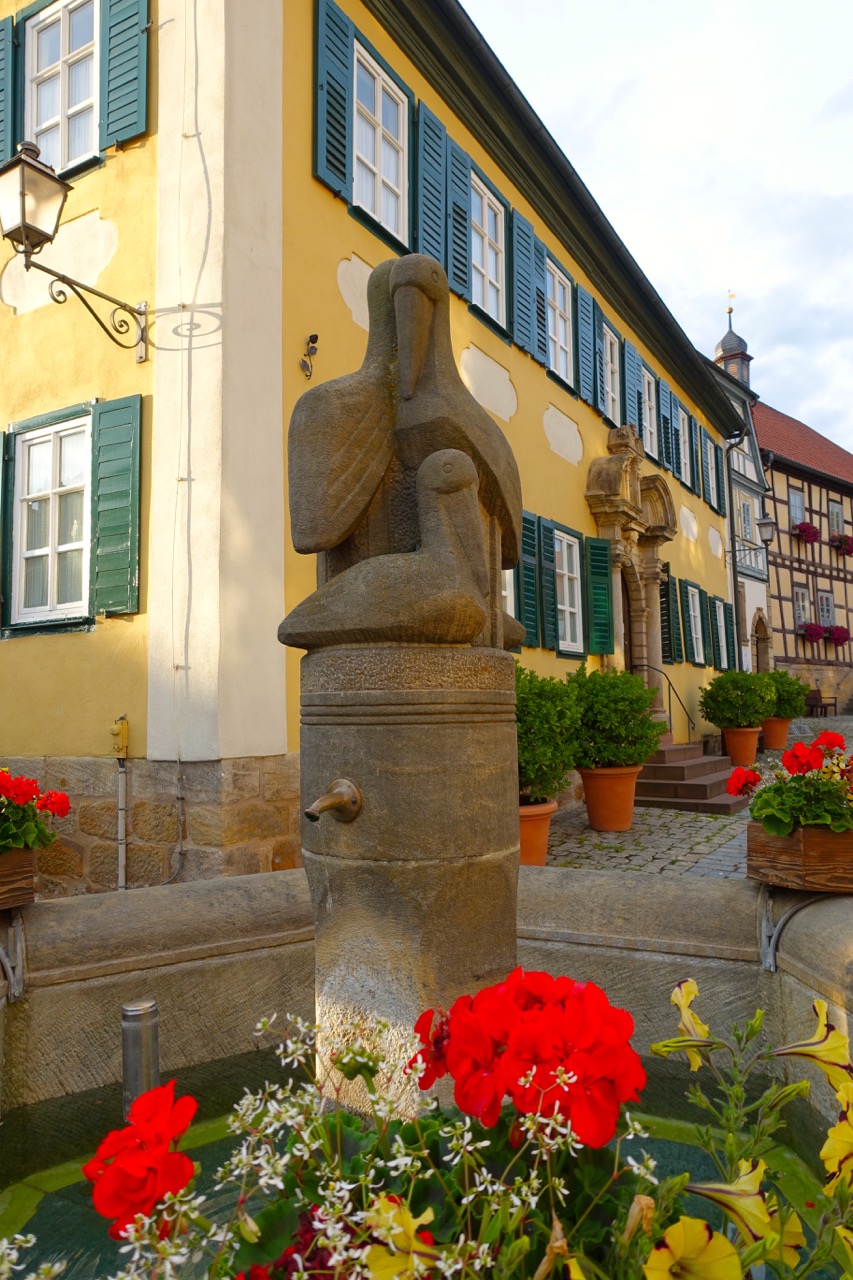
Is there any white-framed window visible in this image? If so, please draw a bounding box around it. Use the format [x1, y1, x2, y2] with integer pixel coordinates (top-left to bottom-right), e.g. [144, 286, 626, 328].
[678, 407, 690, 483]
[715, 598, 728, 670]
[641, 368, 657, 458]
[740, 499, 753, 542]
[554, 530, 583, 654]
[789, 489, 805, 526]
[502, 568, 516, 619]
[706, 435, 717, 504]
[12, 414, 91, 623]
[687, 585, 704, 664]
[603, 325, 620, 423]
[25, 0, 99, 173]
[829, 500, 844, 536]
[470, 173, 505, 325]
[818, 591, 836, 627]
[794, 586, 811, 627]
[546, 261, 573, 384]
[354, 44, 408, 242]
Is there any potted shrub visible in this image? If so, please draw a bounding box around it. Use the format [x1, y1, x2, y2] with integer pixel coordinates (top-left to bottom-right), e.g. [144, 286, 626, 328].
[698, 671, 775, 767]
[0, 768, 70, 909]
[566, 664, 666, 832]
[515, 662, 580, 865]
[762, 669, 808, 750]
[728, 730, 853, 890]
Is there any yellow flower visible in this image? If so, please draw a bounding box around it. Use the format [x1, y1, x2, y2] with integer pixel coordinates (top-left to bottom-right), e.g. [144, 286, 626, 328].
[772, 1000, 853, 1092]
[643, 1216, 742, 1279]
[836, 1223, 853, 1271]
[365, 1195, 439, 1279]
[568, 1263, 588, 1280]
[671, 980, 713, 1071]
[766, 1195, 806, 1268]
[686, 1160, 772, 1243]
[821, 1080, 853, 1190]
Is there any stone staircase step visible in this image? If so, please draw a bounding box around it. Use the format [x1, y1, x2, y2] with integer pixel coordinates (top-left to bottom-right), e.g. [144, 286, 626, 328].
[634, 792, 750, 815]
[647, 743, 705, 765]
[640, 754, 732, 781]
[635, 769, 734, 801]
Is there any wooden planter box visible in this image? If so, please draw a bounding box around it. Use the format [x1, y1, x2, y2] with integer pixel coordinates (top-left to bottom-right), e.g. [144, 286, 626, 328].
[746, 822, 853, 892]
[0, 848, 35, 910]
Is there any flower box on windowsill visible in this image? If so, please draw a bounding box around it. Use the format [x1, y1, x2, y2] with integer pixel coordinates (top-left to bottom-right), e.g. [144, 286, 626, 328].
[829, 533, 853, 556]
[0, 849, 35, 911]
[797, 623, 826, 644]
[746, 823, 853, 893]
[792, 521, 821, 545]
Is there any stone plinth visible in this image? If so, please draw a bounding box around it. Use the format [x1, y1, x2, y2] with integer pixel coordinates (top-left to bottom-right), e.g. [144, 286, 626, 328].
[300, 644, 519, 1106]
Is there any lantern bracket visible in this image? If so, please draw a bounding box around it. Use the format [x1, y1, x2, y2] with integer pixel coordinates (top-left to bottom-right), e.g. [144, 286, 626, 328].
[24, 257, 148, 362]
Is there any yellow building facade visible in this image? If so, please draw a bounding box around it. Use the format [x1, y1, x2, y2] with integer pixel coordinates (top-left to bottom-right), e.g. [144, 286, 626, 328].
[0, 0, 744, 895]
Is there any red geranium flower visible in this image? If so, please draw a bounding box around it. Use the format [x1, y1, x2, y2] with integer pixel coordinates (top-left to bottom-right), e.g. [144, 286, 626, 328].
[6, 775, 40, 806]
[781, 743, 824, 775]
[408, 1007, 452, 1087]
[726, 767, 761, 797]
[36, 790, 71, 818]
[813, 731, 846, 753]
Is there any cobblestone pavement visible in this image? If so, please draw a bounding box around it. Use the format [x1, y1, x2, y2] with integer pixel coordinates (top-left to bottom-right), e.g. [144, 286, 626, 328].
[546, 715, 853, 879]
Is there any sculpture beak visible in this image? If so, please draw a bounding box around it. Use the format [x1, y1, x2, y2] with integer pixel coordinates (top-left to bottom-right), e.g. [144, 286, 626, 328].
[394, 285, 433, 401]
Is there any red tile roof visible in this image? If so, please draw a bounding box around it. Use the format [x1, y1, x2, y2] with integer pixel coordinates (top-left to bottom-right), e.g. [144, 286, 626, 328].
[753, 401, 853, 487]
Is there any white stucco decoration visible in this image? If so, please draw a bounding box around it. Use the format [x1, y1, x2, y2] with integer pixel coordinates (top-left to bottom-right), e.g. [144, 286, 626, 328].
[460, 345, 517, 421]
[679, 505, 699, 541]
[542, 404, 582, 465]
[337, 254, 373, 330]
[0, 211, 118, 314]
[708, 527, 724, 559]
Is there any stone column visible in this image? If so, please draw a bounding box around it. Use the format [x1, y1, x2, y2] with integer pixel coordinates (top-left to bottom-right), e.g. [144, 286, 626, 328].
[300, 645, 519, 1109]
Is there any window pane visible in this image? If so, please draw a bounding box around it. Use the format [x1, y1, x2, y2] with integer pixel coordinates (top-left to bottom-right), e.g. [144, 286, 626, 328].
[381, 88, 399, 138]
[471, 229, 484, 268]
[355, 160, 374, 212]
[488, 244, 498, 280]
[487, 205, 498, 240]
[26, 499, 50, 551]
[37, 75, 60, 126]
[356, 62, 375, 112]
[356, 114, 375, 164]
[24, 556, 49, 609]
[381, 137, 398, 186]
[69, 55, 93, 108]
[470, 185, 482, 224]
[57, 549, 83, 604]
[60, 432, 86, 486]
[27, 441, 52, 494]
[36, 126, 60, 170]
[69, 1, 94, 52]
[37, 20, 60, 71]
[547, 270, 555, 302]
[58, 490, 83, 544]
[381, 185, 399, 234]
[471, 270, 483, 309]
[68, 106, 93, 161]
[488, 283, 500, 318]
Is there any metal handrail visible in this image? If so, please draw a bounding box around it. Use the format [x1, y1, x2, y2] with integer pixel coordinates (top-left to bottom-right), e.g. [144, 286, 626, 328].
[632, 663, 697, 739]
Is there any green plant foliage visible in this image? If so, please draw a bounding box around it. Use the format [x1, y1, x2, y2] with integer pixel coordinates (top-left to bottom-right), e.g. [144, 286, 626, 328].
[766, 668, 809, 719]
[567, 663, 667, 769]
[698, 671, 775, 729]
[751, 772, 853, 836]
[515, 662, 580, 803]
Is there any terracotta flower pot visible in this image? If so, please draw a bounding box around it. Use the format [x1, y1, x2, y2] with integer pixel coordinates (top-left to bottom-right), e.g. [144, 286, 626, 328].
[761, 717, 791, 751]
[722, 727, 761, 767]
[747, 822, 853, 892]
[518, 800, 558, 866]
[0, 848, 36, 911]
[577, 766, 642, 833]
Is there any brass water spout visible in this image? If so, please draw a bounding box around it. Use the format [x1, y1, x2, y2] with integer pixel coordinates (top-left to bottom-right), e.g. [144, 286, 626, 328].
[304, 778, 362, 823]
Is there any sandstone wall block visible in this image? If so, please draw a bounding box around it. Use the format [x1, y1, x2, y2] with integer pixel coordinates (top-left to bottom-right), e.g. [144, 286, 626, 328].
[87, 843, 119, 887]
[262, 754, 300, 802]
[78, 801, 119, 839]
[131, 802, 183, 843]
[36, 838, 84, 879]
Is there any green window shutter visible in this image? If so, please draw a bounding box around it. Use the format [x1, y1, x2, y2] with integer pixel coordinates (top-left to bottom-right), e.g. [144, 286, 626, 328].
[446, 138, 471, 300]
[532, 239, 548, 366]
[724, 602, 737, 670]
[585, 536, 613, 655]
[313, 0, 353, 197]
[624, 341, 642, 435]
[90, 395, 141, 615]
[0, 17, 13, 165]
[660, 573, 673, 664]
[415, 102, 446, 262]
[698, 588, 711, 668]
[669, 574, 684, 662]
[538, 516, 557, 651]
[593, 301, 606, 416]
[671, 398, 682, 477]
[99, 0, 149, 150]
[510, 210, 536, 355]
[679, 579, 695, 664]
[690, 416, 701, 494]
[518, 510, 539, 648]
[709, 596, 723, 669]
[658, 380, 672, 470]
[715, 443, 727, 515]
[700, 427, 712, 506]
[576, 285, 595, 405]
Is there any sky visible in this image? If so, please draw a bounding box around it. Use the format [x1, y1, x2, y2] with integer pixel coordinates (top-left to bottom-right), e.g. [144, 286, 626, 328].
[460, 0, 853, 452]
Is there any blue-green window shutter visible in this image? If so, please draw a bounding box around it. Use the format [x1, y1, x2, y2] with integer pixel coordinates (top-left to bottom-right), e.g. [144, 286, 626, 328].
[0, 17, 13, 165]
[623, 342, 642, 435]
[519, 510, 539, 648]
[585, 537, 613, 655]
[593, 301, 606, 416]
[90, 395, 141, 615]
[715, 443, 727, 515]
[314, 0, 353, 197]
[510, 211, 535, 355]
[660, 574, 673, 664]
[658, 380, 672, 470]
[690, 416, 701, 494]
[709, 596, 723, 669]
[669, 574, 684, 662]
[678, 580, 695, 664]
[99, 0, 149, 150]
[446, 138, 471, 300]
[576, 285, 595, 405]
[415, 103, 446, 262]
[532, 240, 548, 365]
[724, 602, 736, 670]
[671, 397, 682, 477]
[700, 427, 712, 507]
[538, 516, 557, 651]
[698, 588, 711, 668]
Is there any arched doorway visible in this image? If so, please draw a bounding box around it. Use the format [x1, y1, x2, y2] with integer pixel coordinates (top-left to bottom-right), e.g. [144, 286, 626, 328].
[753, 615, 771, 672]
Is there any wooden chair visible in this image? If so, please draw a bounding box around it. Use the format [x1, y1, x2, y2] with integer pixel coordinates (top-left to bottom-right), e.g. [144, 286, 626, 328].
[805, 689, 826, 717]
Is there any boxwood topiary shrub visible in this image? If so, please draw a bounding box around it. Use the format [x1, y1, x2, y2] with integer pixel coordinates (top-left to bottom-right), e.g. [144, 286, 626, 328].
[566, 664, 667, 769]
[515, 662, 580, 804]
[766, 668, 808, 719]
[698, 670, 775, 729]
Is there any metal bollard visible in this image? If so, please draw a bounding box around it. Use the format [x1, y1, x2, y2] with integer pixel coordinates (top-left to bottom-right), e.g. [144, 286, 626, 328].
[122, 997, 160, 1119]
